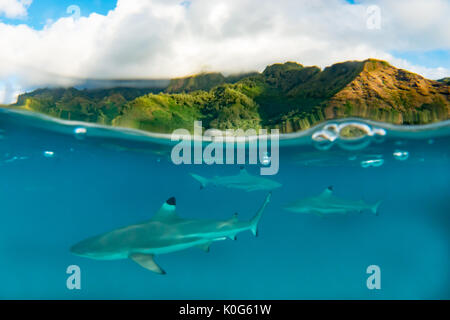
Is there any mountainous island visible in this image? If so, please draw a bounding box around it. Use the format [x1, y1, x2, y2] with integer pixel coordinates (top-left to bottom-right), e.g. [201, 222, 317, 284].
[4, 59, 449, 134]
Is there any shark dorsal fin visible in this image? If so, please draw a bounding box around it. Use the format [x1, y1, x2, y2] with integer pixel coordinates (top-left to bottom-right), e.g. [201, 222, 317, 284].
[239, 166, 249, 175]
[320, 186, 334, 198]
[152, 197, 180, 222]
[228, 212, 239, 223]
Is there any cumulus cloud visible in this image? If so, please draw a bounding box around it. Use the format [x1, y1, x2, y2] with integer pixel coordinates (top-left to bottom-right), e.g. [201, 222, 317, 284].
[0, 0, 31, 18]
[0, 0, 448, 103]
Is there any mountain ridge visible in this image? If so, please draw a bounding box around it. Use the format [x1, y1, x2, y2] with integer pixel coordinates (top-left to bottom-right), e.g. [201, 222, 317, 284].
[6, 58, 449, 133]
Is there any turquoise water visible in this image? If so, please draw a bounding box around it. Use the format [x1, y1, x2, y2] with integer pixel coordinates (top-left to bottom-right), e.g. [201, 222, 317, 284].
[0, 108, 448, 300]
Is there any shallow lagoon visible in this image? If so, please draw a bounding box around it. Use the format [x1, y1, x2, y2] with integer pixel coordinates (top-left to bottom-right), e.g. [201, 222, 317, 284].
[0, 108, 448, 299]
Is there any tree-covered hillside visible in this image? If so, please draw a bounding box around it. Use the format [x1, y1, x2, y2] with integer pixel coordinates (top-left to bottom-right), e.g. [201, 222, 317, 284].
[8, 59, 450, 133]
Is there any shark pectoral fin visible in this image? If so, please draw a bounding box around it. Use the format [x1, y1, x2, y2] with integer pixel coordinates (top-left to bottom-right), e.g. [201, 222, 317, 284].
[129, 253, 166, 275]
[197, 241, 213, 253]
[190, 173, 210, 189]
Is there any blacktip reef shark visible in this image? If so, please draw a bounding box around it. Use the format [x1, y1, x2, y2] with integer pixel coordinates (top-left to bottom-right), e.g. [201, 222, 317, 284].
[190, 167, 282, 192]
[70, 193, 271, 274]
[284, 186, 381, 217]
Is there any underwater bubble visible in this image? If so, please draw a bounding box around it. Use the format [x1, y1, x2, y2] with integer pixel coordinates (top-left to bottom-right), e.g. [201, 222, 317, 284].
[323, 123, 340, 134]
[4, 155, 28, 163]
[360, 159, 384, 168]
[371, 127, 386, 144]
[348, 155, 357, 161]
[311, 134, 335, 150]
[261, 152, 271, 166]
[312, 124, 339, 150]
[313, 121, 387, 151]
[338, 122, 372, 139]
[43, 151, 55, 158]
[393, 150, 409, 161]
[312, 130, 338, 143]
[371, 127, 386, 137]
[74, 127, 87, 139]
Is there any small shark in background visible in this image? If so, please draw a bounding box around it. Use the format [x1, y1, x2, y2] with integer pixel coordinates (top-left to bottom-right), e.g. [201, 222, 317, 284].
[190, 167, 282, 192]
[71, 193, 271, 274]
[284, 186, 381, 217]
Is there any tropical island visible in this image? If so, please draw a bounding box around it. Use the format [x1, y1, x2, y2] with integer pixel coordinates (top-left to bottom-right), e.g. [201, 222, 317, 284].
[5, 59, 449, 134]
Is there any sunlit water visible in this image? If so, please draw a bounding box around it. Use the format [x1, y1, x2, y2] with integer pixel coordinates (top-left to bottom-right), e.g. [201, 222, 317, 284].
[0, 108, 448, 300]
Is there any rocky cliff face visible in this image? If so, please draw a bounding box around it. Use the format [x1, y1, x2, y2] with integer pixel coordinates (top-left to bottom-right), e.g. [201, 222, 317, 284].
[325, 59, 449, 124]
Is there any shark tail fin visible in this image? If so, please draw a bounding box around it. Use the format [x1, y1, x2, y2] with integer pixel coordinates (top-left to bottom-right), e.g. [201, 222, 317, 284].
[190, 173, 209, 189]
[250, 192, 272, 237]
[372, 200, 382, 216]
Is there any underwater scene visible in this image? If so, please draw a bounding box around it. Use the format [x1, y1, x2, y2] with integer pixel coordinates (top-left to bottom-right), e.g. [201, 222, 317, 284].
[0, 108, 448, 300]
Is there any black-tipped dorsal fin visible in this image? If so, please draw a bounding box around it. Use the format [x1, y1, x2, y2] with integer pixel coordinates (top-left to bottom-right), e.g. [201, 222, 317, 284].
[239, 166, 249, 175]
[228, 212, 239, 223]
[320, 186, 334, 197]
[152, 197, 180, 222]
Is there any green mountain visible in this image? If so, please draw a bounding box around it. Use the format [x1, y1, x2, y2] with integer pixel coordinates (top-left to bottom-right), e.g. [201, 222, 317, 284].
[13, 87, 163, 125]
[165, 72, 258, 93]
[8, 59, 450, 133]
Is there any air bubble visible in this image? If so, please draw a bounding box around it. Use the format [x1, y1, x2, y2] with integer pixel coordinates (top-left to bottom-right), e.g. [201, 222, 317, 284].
[312, 121, 387, 151]
[393, 150, 409, 161]
[74, 127, 87, 140]
[261, 152, 271, 166]
[43, 151, 55, 158]
[360, 159, 384, 168]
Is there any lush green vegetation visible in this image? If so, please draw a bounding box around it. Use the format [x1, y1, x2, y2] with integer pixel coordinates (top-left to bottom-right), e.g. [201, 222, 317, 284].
[13, 87, 163, 125]
[438, 77, 450, 85]
[7, 59, 449, 133]
[165, 72, 259, 93]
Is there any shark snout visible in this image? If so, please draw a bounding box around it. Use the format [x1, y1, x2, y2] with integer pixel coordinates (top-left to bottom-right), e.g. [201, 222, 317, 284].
[70, 240, 95, 257]
[273, 181, 283, 189]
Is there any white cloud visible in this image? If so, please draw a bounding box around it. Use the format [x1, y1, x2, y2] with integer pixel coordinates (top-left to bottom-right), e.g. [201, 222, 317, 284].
[0, 0, 31, 18]
[0, 0, 448, 103]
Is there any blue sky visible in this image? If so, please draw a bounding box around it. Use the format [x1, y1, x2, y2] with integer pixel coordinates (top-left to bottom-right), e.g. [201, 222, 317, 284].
[0, 0, 448, 103]
[393, 50, 449, 70]
[1, 0, 116, 28]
